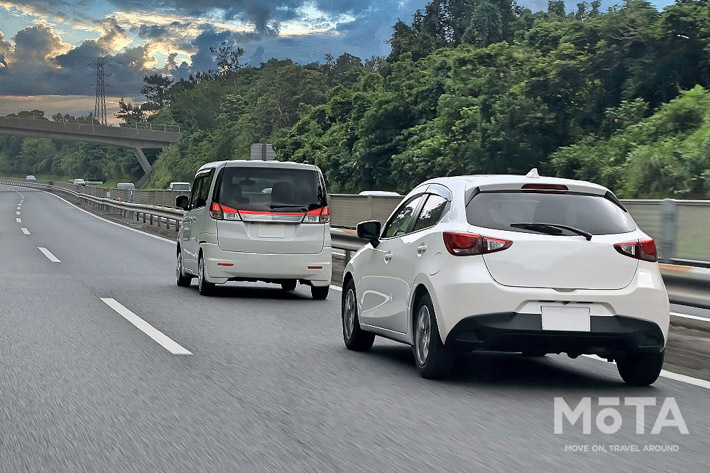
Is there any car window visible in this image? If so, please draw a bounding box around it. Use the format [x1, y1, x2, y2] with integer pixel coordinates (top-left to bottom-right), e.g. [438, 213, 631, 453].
[466, 192, 636, 235]
[413, 194, 448, 232]
[213, 166, 325, 212]
[190, 171, 213, 209]
[382, 195, 424, 239]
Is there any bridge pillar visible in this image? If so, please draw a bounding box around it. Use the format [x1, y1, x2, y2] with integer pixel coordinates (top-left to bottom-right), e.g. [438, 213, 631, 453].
[133, 148, 152, 174]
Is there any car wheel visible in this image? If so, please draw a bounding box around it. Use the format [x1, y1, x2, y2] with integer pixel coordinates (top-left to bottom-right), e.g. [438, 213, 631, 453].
[342, 280, 375, 351]
[176, 250, 192, 287]
[617, 350, 665, 386]
[197, 254, 215, 296]
[281, 280, 297, 291]
[414, 294, 454, 379]
[311, 285, 329, 300]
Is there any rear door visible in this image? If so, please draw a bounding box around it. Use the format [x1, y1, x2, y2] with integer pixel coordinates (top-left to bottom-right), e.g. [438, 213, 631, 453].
[466, 189, 640, 290]
[213, 166, 328, 255]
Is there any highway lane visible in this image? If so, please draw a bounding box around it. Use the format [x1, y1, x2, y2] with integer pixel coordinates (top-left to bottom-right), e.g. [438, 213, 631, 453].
[1, 185, 708, 473]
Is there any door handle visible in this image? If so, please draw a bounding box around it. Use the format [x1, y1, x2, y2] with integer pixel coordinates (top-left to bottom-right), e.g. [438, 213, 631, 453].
[417, 244, 428, 255]
[384, 252, 393, 263]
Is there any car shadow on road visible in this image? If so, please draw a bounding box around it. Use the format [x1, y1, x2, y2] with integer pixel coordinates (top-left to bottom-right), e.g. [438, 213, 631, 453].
[190, 283, 315, 301]
[365, 345, 639, 390]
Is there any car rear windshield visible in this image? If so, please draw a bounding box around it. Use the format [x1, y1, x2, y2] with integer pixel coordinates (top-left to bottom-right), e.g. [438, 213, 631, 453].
[466, 192, 636, 235]
[214, 166, 325, 212]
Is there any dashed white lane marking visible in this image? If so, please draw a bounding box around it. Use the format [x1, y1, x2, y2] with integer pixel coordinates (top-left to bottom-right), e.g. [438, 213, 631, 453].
[330, 285, 342, 292]
[582, 355, 710, 390]
[37, 247, 60, 263]
[671, 311, 710, 324]
[100, 298, 192, 355]
[16, 211, 20, 215]
[16, 218, 21, 223]
[21, 228, 30, 235]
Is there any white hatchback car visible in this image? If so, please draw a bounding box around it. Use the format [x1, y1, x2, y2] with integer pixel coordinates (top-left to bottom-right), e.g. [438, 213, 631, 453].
[342, 173, 670, 385]
[176, 160, 332, 299]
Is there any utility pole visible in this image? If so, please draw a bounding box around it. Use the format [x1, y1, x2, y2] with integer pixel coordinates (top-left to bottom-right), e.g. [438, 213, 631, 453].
[93, 57, 107, 126]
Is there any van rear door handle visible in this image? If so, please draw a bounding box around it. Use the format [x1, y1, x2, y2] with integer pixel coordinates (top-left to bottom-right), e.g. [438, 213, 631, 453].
[384, 252, 393, 263]
[417, 244, 428, 255]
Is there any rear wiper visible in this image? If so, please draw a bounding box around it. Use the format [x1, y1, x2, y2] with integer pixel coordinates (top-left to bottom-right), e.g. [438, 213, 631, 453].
[510, 223, 592, 241]
[270, 204, 307, 211]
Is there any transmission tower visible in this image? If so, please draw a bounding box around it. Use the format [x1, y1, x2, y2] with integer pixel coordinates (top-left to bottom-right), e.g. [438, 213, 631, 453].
[93, 57, 107, 126]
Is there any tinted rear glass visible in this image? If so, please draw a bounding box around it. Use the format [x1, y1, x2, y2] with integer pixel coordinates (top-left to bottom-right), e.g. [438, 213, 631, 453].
[215, 166, 325, 212]
[171, 184, 190, 191]
[466, 192, 636, 235]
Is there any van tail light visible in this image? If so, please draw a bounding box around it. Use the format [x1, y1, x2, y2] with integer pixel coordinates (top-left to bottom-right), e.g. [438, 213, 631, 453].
[443, 232, 513, 256]
[302, 206, 330, 224]
[614, 239, 657, 262]
[210, 202, 242, 221]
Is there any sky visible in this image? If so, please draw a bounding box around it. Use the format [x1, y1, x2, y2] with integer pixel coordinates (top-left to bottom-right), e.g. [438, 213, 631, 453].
[0, 0, 675, 120]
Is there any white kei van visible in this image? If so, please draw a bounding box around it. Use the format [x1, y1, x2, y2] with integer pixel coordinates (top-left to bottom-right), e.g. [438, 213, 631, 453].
[175, 160, 332, 299]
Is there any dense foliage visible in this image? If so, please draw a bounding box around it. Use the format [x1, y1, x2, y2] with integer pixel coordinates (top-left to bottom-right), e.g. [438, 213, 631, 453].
[2, 0, 709, 197]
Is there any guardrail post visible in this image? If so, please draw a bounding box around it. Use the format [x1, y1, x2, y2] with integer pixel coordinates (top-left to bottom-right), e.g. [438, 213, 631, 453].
[660, 199, 677, 263]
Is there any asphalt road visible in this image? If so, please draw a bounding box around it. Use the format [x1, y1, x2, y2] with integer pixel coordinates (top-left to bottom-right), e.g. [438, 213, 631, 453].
[1, 185, 708, 473]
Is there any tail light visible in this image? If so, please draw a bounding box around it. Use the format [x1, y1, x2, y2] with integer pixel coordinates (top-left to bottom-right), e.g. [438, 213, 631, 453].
[302, 206, 330, 224]
[614, 239, 657, 262]
[443, 232, 513, 256]
[210, 202, 242, 221]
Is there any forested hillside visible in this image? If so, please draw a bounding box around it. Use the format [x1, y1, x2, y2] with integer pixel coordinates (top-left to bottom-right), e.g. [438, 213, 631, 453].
[2, 0, 709, 197]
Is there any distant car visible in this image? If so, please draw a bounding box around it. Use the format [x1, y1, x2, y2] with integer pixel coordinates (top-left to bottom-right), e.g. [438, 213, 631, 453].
[116, 183, 135, 190]
[358, 191, 401, 197]
[169, 182, 191, 192]
[342, 173, 670, 385]
[25, 175, 36, 181]
[73, 178, 86, 186]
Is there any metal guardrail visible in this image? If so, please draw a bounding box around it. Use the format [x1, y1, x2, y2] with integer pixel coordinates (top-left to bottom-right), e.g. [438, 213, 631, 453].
[2, 177, 710, 315]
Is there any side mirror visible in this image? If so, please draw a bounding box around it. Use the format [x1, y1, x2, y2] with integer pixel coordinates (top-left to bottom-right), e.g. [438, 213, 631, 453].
[357, 220, 381, 248]
[176, 195, 190, 210]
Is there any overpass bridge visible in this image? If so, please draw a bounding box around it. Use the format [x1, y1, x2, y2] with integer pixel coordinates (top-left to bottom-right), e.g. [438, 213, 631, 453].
[0, 115, 182, 180]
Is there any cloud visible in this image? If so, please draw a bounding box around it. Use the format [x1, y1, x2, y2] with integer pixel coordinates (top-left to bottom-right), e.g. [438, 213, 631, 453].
[0, 0, 433, 99]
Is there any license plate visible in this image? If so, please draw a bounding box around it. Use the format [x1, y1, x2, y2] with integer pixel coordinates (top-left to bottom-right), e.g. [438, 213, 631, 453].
[257, 224, 285, 238]
[541, 306, 591, 332]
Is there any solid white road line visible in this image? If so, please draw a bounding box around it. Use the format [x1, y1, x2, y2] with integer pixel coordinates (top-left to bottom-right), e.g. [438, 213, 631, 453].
[16, 218, 21, 223]
[671, 311, 710, 323]
[21, 228, 30, 235]
[42, 191, 177, 245]
[582, 355, 710, 390]
[659, 370, 710, 390]
[37, 247, 60, 263]
[100, 298, 192, 355]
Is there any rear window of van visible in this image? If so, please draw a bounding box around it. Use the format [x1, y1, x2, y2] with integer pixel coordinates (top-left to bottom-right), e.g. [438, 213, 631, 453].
[214, 166, 326, 212]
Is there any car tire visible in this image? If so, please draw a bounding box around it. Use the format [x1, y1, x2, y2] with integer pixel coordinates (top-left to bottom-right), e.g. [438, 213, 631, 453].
[413, 294, 454, 380]
[281, 280, 297, 291]
[197, 254, 215, 296]
[617, 350, 665, 386]
[176, 250, 192, 287]
[311, 285, 329, 300]
[342, 280, 375, 352]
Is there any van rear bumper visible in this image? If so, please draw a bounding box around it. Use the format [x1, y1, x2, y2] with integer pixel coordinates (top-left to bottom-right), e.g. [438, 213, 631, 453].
[202, 244, 332, 286]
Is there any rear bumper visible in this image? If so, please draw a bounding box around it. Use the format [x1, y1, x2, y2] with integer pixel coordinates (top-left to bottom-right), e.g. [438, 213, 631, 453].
[446, 313, 665, 356]
[202, 244, 332, 286]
